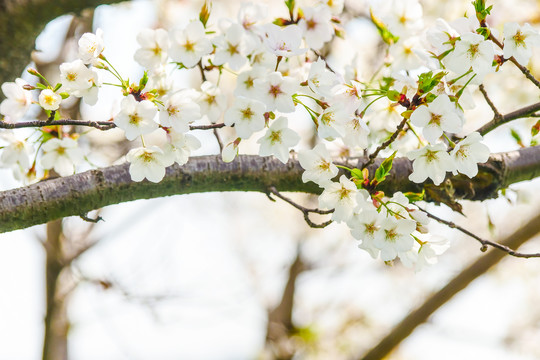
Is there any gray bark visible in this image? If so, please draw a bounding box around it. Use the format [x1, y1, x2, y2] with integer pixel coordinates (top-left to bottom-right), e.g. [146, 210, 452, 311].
[1, 146, 539, 233]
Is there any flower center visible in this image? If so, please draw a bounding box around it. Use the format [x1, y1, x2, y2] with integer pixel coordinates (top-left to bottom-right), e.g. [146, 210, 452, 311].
[183, 40, 195, 52]
[241, 107, 254, 120]
[269, 130, 282, 144]
[513, 30, 526, 46]
[269, 85, 283, 98]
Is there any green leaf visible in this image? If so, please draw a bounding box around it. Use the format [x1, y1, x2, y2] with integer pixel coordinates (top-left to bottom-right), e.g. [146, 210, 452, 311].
[370, 9, 399, 45]
[510, 128, 524, 147]
[138, 71, 149, 90]
[59, 92, 70, 99]
[53, 83, 62, 92]
[417, 71, 447, 95]
[403, 190, 425, 202]
[35, 83, 47, 90]
[374, 151, 397, 183]
[350, 168, 364, 180]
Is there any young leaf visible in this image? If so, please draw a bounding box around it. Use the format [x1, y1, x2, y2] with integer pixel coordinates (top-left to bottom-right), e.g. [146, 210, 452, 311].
[374, 151, 397, 183]
[370, 9, 399, 45]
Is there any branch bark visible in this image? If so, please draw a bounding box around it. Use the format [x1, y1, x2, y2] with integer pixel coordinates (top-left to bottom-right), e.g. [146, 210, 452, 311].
[1, 146, 540, 233]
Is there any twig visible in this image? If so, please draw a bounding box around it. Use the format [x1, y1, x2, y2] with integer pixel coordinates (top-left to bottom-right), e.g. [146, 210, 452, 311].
[478, 84, 502, 121]
[418, 207, 540, 258]
[198, 61, 207, 82]
[267, 186, 333, 228]
[312, 50, 337, 74]
[79, 212, 103, 223]
[212, 125, 224, 151]
[362, 116, 408, 169]
[476, 101, 540, 135]
[0, 118, 226, 132]
[0, 119, 116, 130]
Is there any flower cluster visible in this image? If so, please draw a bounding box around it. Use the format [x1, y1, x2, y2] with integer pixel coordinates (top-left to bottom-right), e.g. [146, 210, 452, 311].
[1, 0, 538, 269]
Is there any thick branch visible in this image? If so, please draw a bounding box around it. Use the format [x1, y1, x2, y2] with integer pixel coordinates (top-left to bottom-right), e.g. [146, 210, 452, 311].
[1, 146, 540, 233]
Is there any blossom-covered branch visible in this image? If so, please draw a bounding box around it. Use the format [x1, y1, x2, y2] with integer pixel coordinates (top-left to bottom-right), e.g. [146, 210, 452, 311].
[1, 147, 539, 234]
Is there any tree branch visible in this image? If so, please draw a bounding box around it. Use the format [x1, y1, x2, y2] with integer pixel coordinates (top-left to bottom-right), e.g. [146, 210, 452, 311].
[1, 146, 540, 233]
[476, 101, 540, 135]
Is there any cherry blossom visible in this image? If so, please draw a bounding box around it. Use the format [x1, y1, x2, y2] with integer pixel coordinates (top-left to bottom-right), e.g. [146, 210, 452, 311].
[262, 24, 307, 57]
[169, 21, 213, 68]
[159, 91, 201, 133]
[317, 104, 352, 140]
[257, 116, 300, 163]
[213, 23, 247, 71]
[38, 89, 62, 111]
[253, 72, 297, 113]
[134, 28, 170, 69]
[407, 143, 455, 185]
[307, 58, 339, 98]
[298, 6, 334, 50]
[114, 95, 158, 141]
[126, 146, 171, 183]
[410, 94, 463, 143]
[503, 22, 540, 66]
[450, 132, 490, 178]
[40, 138, 84, 176]
[224, 97, 266, 139]
[373, 217, 416, 261]
[197, 81, 227, 123]
[0, 132, 33, 169]
[444, 32, 495, 80]
[318, 175, 358, 223]
[298, 143, 338, 187]
[166, 131, 201, 165]
[78, 28, 104, 65]
[0, 78, 33, 121]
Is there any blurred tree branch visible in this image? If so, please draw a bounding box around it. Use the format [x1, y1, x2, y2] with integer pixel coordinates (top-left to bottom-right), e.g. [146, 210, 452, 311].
[2, 146, 540, 233]
[360, 209, 540, 360]
[0, 0, 122, 97]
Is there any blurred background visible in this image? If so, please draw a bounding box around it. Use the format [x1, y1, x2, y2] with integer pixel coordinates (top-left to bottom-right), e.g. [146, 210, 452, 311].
[2, 0, 540, 359]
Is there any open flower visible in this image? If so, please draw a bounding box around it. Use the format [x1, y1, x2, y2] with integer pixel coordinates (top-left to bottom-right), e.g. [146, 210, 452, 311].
[444, 32, 495, 80]
[450, 132, 490, 178]
[257, 116, 300, 163]
[410, 94, 463, 143]
[78, 28, 104, 65]
[298, 6, 334, 50]
[213, 24, 247, 71]
[262, 24, 307, 57]
[169, 21, 213, 68]
[134, 28, 170, 69]
[126, 145, 171, 183]
[503, 22, 540, 66]
[166, 130, 201, 165]
[224, 97, 266, 139]
[298, 143, 338, 187]
[318, 175, 358, 223]
[38, 89, 62, 111]
[373, 217, 416, 261]
[114, 95, 158, 141]
[407, 143, 455, 185]
[254, 72, 297, 113]
[0, 78, 33, 121]
[40, 137, 84, 176]
[159, 91, 201, 133]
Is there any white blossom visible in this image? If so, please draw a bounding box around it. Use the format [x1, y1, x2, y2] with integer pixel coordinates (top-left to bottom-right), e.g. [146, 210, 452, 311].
[307, 58, 339, 98]
[224, 97, 266, 139]
[503, 22, 540, 66]
[167, 131, 201, 165]
[213, 24, 247, 71]
[114, 95, 158, 141]
[222, 141, 239, 163]
[197, 81, 227, 122]
[254, 72, 297, 113]
[407, 143, 455, 185]
[0, 78, 33, 121]
[318, 175, 358, 223]
[126, 146, 170, 183]
[298, 6, 334, 50]
[342, 117, 370, 149]
[444, 32, 495, 80]
[235, 66, 266, 98]
[40, 138, 84, 176]
[298, 143, 338, 187]
[169, 21, 213, 68]
[160, 91, 201, 133]
[0, 132, 33, 169]
[262, 24, 307, 57]
[78, 28, 104, 65]
[410, 94, 463, 143]
[238, 2, 267, 31]
[373, 217, 416, 261]
[450, 132, 490, 178]
[38, 89, 62, 111]
[257, 116, 300, 163]
[317, 104, 352, 140]
[134, 28, 170, 69]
